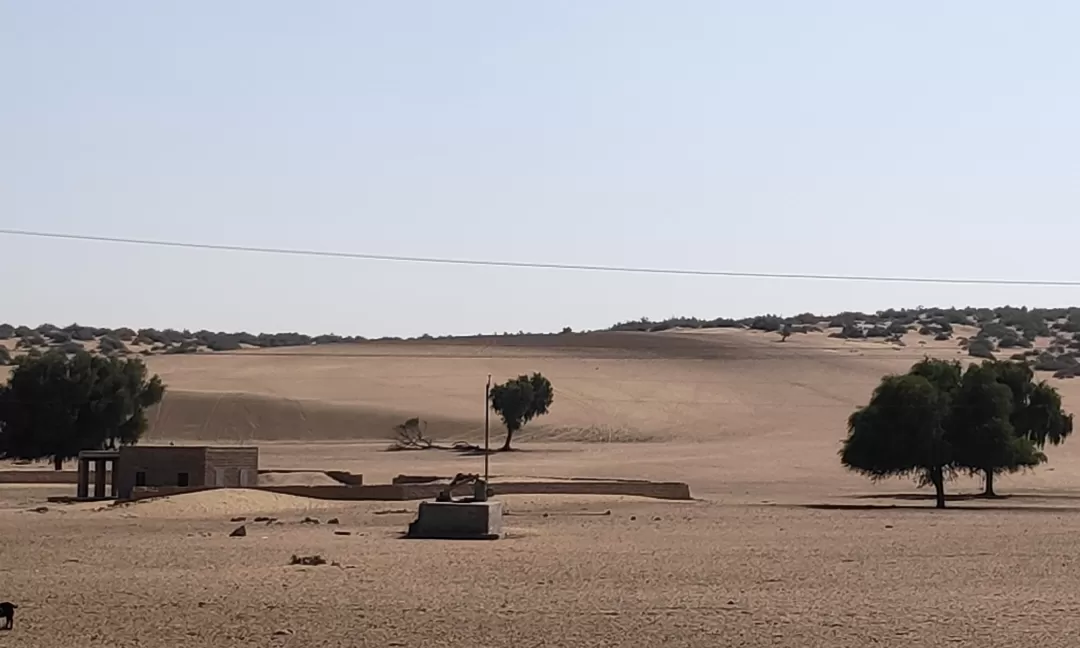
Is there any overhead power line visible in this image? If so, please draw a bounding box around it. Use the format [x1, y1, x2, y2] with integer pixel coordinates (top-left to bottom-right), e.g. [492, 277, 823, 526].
[2, 227, 1080, 287]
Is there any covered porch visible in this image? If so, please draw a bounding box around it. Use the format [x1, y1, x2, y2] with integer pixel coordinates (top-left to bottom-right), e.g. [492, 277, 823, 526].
[76, 449, 119, 500]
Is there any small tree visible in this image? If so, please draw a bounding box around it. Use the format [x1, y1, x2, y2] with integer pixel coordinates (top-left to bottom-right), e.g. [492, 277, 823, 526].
[488, 373, 554, 451]
[841, 374, 953, 508]
[779, 323, 792, 342]
[0, 350, 165, 469]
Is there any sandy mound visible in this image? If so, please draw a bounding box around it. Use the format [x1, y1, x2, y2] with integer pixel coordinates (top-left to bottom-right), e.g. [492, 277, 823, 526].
[98, 488, 340, 518]
[257, 471, 344, 487]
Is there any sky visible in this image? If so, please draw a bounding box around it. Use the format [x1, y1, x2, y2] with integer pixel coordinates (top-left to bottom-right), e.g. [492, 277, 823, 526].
[3, 1, 1079, 338]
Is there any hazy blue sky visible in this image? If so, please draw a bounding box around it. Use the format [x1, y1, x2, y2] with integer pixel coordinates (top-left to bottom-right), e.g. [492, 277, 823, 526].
[3, 1, 1079, 337]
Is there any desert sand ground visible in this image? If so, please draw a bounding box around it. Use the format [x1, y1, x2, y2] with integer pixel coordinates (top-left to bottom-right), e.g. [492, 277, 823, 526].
[3, 328, 1080, 646]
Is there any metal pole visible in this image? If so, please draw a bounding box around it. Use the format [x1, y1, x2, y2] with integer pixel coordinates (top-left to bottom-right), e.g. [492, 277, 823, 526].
[484, 374, 491, 484]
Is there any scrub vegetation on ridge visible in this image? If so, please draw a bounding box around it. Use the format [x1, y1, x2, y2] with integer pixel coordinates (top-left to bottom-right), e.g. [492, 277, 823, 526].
[3, 306, 1079, 379]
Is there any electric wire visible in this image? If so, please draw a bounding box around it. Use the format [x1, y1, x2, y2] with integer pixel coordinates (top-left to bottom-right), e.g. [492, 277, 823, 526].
[3, 228, 1079, 287]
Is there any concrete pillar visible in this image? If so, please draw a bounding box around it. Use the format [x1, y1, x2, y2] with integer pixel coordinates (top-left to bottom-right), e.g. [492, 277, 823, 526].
[77, 459, 89, 499]
[93, 459, 107, 498]
[109, 459, 118, 498]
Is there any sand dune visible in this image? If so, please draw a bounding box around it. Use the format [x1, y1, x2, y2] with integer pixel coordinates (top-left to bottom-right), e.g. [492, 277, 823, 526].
[97, 487, 343, 518]
[142, 326, 1080, 450]
[145, 329, 993, 444]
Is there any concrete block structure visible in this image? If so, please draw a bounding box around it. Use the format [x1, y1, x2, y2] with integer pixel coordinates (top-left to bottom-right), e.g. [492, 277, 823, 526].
[407, 500, 504, 539]
[76, 445, 259, 500]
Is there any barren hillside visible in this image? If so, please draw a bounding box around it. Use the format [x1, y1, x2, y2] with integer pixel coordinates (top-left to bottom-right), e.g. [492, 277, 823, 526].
[142, 329, 920, 442]
[141, 326, 1078, 442]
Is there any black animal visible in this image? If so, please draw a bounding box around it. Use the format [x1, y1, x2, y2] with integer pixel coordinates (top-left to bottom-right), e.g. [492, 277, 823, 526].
[0, 602, 17, 630]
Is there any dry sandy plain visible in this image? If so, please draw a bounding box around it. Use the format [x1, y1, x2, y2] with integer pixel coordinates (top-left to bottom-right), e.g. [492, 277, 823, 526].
[3, 327, 1080, 647]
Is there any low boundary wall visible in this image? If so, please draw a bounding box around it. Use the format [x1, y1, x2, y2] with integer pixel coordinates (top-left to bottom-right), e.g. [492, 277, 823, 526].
[492, 480, 690, 500]
[0, 470, 96, 484]
[125, 479, 692, 503]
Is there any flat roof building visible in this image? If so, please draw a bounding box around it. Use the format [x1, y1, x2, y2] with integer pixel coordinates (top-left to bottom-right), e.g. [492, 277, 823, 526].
[77, 445, 258, 500]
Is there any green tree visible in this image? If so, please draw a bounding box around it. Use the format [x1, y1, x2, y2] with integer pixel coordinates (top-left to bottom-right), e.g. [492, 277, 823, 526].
[949, 364, 1044, 497]
[0, 350, 165, 470]
[488, 373, 554, 451]
[843, 358, 1071, 504]
[1024, 382, 1074, 446]
[972, 360, 1072, 495]
[841, 374, 953, 508]
[985, 360, 1074, 448]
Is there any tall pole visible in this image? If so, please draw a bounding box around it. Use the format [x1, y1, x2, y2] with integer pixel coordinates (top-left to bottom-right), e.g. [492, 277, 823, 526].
[484, 374, 491, 485]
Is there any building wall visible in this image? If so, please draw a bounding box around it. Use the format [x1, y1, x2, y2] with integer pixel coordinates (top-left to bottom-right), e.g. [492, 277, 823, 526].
[204, 447, 259, 488]
[259, 480, 693, 501]
[126, 479, 694, 503]
[0, 470, 86, 484]
[117, 446, 207, 498]
[115, 446, 260, 498]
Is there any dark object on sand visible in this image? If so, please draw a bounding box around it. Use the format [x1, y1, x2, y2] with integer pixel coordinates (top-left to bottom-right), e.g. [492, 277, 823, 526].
[0, 602, 18, 630]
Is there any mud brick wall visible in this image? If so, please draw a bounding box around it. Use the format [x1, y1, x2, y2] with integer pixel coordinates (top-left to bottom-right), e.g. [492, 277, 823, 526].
[205, 447, 259, 488]
[117, 446, 207, 498]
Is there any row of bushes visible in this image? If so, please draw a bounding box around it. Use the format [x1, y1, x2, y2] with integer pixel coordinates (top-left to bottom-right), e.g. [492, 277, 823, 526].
[0, 323, 367, 351]
[608, 306, 1080, 337]
[827, 322, 910, 340]
[609, 317, 741, 333]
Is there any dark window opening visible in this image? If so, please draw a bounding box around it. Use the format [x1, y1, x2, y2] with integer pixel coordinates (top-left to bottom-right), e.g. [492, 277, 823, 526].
[135, 471, 146, 487]
[177, 472, 189, 487]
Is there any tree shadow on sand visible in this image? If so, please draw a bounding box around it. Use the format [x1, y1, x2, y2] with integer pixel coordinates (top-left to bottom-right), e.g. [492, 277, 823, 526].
[851, 491, 1080, 502]
[796, 499, 1080, 513]
[385, 442, 573, 456]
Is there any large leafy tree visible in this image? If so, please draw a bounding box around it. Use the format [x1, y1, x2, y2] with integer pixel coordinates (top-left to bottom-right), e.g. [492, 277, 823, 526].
[0, 350, 165, 469]
[948, 363, 1044, 497]
[841, 374, 953, 508]
[488, 373, 554, 451]
[915, 358, 1070, 496]
[842, 358, 1071, 505]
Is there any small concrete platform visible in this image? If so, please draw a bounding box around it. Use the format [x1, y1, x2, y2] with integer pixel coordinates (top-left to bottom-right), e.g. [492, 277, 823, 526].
[406, 500, 503, 539]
